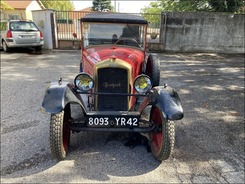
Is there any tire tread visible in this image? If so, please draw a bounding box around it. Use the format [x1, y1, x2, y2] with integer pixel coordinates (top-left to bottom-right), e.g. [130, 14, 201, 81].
[50, 111, 66, 160]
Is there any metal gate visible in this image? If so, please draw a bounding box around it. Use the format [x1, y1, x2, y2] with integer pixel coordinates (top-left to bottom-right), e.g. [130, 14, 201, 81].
[55, 11, 163, 50]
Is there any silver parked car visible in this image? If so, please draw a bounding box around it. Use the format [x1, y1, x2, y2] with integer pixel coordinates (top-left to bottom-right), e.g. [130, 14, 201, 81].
[0, 20, 44, 52]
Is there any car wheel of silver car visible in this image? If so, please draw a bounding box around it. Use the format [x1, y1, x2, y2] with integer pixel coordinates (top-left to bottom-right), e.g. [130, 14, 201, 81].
[149, 106, 175, 161]
[34, 46, 42, 51]
[50, 105, 71, 160]
[2, 41, 10, 52]
[145, 54, 160, 87]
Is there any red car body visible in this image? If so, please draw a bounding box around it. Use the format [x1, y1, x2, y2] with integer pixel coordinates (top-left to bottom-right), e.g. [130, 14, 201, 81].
[82, 46, 145, 77]
[82, 45, 145, 109]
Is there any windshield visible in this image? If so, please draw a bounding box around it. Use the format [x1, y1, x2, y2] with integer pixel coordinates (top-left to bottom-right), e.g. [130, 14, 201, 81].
[82, 22, 146, 48]
[10, 22, 39, 31]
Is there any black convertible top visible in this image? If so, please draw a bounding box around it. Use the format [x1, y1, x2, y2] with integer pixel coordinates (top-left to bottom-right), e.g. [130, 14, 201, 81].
[81, 13, 148, 24]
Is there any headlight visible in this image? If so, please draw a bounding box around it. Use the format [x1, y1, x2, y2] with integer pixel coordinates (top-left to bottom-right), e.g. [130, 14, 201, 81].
[134, 74, 152, 94]
[74, 73, 94, 91]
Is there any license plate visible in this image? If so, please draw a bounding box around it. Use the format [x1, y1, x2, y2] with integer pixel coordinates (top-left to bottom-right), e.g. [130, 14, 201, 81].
[22, 35, 34, 38]
[86, 115, 139, 127]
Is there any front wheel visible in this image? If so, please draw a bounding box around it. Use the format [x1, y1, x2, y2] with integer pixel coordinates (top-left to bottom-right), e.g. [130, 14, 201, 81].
[50, 105, 71, 160]
[149, 106, 175, 161]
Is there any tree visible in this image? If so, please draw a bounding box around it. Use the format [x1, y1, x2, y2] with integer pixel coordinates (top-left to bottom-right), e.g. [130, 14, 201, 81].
[141, 0, 209, 13]
[141, 2, 163, 27]
[208, 0, 244, 12]
[0, 0, 14, 11]
[141, 0, 244, 13]
[0, 1, 13, 30]
[141, 2, 163, 15]
[40, 0, 74, 11]
[92, 0, 113, 11]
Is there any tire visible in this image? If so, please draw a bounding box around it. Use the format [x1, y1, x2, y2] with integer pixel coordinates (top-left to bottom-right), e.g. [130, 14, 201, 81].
[34, 46, 42, 51]
[2, 41, 10, 52]
[149, 106, 175, 161]
[145, 54, 160, 87]
[50, 105, 71, 160]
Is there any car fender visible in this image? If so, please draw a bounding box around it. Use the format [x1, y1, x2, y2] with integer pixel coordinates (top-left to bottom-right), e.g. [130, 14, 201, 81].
[41, 82, 87, 114]
[138, 86, 184, 120]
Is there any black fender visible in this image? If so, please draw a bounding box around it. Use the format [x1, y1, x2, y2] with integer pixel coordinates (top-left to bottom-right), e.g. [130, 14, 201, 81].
[41, 82, 87, 114]
[138, 86, 183, 120]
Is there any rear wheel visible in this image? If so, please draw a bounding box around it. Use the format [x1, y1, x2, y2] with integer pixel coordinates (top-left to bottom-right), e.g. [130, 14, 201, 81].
[50, 105, 71, 160]
[149, 106, 175, 161]
[34, 46, 42, 51]
[2, 41, 10, 52]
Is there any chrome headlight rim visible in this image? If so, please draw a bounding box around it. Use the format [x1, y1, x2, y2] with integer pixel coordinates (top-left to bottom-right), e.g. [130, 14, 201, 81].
[133, 74, 152, 94]
[74, 73, 94, 92]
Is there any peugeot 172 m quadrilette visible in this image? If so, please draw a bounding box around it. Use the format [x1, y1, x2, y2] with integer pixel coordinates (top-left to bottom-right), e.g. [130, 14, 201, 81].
[41, 13, 183, 161]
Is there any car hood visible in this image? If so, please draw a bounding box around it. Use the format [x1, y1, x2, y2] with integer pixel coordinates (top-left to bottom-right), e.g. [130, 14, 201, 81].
[83, 45, 145, 65]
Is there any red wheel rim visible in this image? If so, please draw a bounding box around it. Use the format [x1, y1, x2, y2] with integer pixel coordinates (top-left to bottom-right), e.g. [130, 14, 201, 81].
[63, 125, 70, 151]
[150, 106, 163, 154]
[63, 111, 70, 151]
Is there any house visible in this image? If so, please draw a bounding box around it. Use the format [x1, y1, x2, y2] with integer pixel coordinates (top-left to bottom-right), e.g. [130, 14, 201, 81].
[1, 0, 45, 20]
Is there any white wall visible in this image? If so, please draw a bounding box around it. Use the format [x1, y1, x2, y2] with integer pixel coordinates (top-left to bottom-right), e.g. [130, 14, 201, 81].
[26, 1, 43, 20]
[27, 1, 43, 11]
[162, 12, 244, 53]
[32, 9, 57, 49]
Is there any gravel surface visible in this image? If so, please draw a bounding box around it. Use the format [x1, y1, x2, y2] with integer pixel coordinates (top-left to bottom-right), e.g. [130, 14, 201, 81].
[1, 49, 244, 183]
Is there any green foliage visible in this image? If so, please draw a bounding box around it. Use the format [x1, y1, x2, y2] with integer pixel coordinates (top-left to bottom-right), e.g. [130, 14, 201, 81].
[208, 0, 244, 12]
[40, 0, 74, 11]
[158, 0, 209, 12]
[141, 2, 162, 26]
[40, 0, 74, 20]
[92, 0, 113, 11]
[141, 0, 244, 13]
[0, 1, 14, 11]
[0, 22, 7, 31]
[141, 2, 163, 14]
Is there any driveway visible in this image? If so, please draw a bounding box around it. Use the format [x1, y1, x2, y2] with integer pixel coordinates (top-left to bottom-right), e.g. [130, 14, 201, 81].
[1, 49, 244, 183]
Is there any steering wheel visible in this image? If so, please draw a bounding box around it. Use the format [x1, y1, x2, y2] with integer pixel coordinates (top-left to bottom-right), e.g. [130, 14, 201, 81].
[115, 38, 141, 48]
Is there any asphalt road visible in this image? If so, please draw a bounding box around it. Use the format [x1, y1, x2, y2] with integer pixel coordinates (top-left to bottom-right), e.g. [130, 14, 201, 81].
[1, 49, 244, 183]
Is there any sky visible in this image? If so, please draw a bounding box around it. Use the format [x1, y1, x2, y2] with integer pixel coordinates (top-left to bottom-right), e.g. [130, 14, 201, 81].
[71, 0, 157, 13]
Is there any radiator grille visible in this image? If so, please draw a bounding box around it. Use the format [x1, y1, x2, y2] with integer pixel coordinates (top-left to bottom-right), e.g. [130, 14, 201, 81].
[97, 68, 128, 111]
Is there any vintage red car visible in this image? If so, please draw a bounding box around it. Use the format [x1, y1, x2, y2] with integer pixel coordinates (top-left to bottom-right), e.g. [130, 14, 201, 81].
[41, 13, 183, 161]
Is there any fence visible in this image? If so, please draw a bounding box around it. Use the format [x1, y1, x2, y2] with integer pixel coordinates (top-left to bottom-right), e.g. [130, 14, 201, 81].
[55, 11, 162, 49]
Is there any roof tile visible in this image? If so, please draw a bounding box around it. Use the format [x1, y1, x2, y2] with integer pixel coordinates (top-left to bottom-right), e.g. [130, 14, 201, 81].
[5, 0, 33, 9]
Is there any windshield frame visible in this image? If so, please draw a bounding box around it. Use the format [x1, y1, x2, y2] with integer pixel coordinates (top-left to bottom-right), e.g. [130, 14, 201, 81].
[81, 22, 147, 51]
